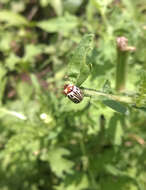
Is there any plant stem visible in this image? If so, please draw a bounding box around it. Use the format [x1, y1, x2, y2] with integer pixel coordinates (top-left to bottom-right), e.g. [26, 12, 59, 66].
[116, 50, 128, 92]
[81, 87, 133, 104]
[115, 36, 136, 92]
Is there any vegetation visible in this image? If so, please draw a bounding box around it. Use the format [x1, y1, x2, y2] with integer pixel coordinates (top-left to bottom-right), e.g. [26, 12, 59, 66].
[0, 0, 146, 190]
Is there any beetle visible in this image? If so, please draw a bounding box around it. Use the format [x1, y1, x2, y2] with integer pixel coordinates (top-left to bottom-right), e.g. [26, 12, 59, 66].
[64, 84, 83, 103]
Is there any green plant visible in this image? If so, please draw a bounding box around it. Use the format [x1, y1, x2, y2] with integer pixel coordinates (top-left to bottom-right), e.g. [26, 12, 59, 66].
[0, 0, 146, 190]
[65, 34, 145, 114]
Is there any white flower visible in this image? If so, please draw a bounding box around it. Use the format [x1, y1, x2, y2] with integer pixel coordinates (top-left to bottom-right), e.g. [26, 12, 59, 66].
[40, 113, 47, 120]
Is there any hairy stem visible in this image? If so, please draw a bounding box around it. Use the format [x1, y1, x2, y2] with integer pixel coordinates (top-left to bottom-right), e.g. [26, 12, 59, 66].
[81, 87, 133, 104]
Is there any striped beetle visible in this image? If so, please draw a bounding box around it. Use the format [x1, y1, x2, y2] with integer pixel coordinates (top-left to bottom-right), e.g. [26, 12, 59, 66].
[64, 84, 83, 103]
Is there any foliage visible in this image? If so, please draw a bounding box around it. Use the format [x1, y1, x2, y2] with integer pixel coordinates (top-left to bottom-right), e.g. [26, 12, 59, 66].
[0, 0, 146, 190]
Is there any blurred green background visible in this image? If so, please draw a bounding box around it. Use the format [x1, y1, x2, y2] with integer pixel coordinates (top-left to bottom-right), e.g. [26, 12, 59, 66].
[0, 0, 146, 190]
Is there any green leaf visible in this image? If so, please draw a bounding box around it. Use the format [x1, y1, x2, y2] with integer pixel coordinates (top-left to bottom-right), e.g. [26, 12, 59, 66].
[50, 0, 63, 16]
[102, 80, 113, 94]
[91, 0, 113, 14]
[102, 99, 129, 115]
[63, 0, 83, 14]
[105, 164, 122, 176]
[24, 44, 45, 61]
[66, 34, 94, 86]
[47, 147, 74, 178]
[55, 174, 89, 190]
[37, 13, 78, 33]
[5, 53, 20, 71]
[0, 10, 29, 26]
[0, 32, 13, 51]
